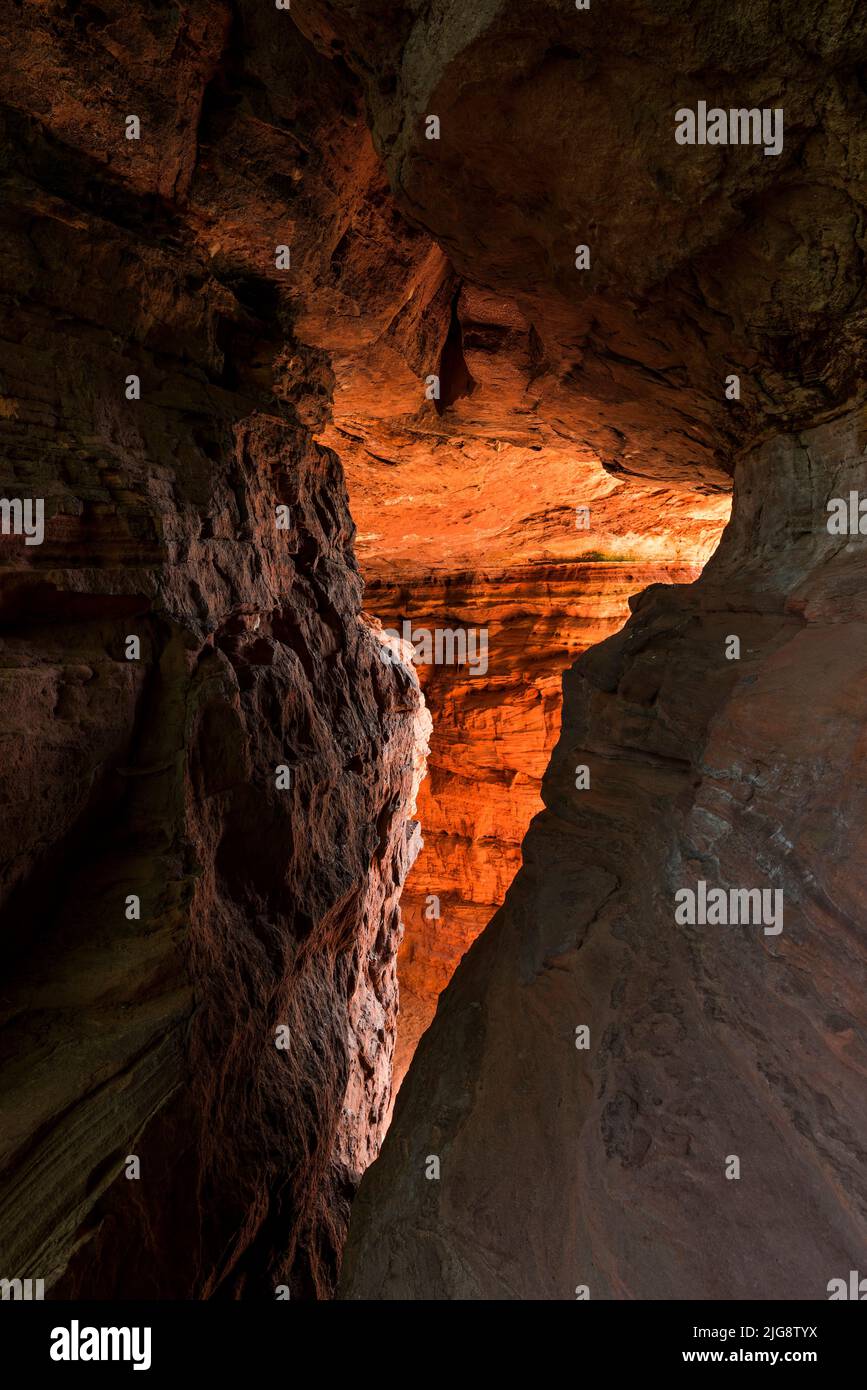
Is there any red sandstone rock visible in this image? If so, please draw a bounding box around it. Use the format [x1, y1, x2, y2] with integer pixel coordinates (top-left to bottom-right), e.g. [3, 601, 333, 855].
[2, 0, 866, 1308]
[342, 408, 867, 1300]
[330, 0, 867, 1299]
[0, 1, 432, 1299]
[367, 560, 712, 1093]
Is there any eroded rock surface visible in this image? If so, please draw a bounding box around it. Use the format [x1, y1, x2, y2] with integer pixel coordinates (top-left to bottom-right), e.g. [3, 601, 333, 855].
[296, 0, 867, 480]
[3, 0, 866, 1305]
[0, 0, 432, 1298]
[368, 559, 707, 1092]
[327, 0, 867, 1300]
[341, 407, 867, 1299]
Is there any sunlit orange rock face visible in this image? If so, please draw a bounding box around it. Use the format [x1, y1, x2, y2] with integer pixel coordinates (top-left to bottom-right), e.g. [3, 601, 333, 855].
[329, 280, 730, 1087]
[367, 556, 723, 1091]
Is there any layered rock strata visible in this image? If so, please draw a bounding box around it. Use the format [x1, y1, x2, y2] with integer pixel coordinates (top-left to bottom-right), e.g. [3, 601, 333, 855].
[367, 560, 707, 1091]
[2, 0, 866, 1306]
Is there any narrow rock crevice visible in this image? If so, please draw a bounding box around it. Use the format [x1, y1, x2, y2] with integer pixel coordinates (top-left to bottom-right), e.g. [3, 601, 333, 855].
[1, 0, 865, 1305]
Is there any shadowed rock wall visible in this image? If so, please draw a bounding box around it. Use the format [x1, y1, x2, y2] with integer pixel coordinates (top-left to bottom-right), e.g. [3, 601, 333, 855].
[0, 0, 431, 1299]
[341, 406, 867, 1299]
[2, 0, 866, 1304]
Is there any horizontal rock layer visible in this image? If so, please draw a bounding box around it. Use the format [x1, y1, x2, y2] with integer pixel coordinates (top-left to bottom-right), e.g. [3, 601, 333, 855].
[366, 561, 706, 1091]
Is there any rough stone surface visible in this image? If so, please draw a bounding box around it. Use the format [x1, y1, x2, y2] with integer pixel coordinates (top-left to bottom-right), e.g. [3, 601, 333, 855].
[341, 407, 867, 1299]
[327, 0, 867, 1300]
[0, 0, 431, 1299]
[3, 0, 866, 1305]
[368, 561, 705, 1092]
[296, 0, 867, 478]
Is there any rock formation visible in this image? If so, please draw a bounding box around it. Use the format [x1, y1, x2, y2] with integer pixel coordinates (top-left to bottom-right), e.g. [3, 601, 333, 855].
[0, 0, 435, 1299]
[334, 271, 729, 1092]
[342, 407, 867, 1300]
[2, 0, 866, 1305]
[369, 560, 708, 1092]
[321, 0, 867, 1299]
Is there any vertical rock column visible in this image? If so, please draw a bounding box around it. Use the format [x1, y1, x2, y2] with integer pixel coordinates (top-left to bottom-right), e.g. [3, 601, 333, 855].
[0, 80, 429, 1298]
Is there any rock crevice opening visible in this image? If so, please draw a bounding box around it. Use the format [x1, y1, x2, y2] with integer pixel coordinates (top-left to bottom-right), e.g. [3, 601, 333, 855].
[0, 0, 864, 1303]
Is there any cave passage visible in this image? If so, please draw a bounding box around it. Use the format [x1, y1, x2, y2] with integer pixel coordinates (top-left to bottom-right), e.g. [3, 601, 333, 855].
[314, 227, 732, 1099]
[324, 259, 734, 1102]
[2, 0, 865, 1313]
[347, 470, 732, 1094]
